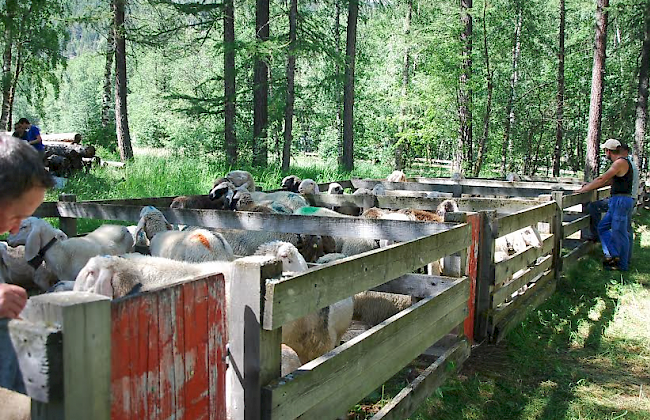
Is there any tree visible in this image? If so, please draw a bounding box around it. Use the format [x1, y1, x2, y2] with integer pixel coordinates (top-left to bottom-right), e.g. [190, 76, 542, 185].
[585, 0, 609, 181]
[474, 0, 492, 177]
[456, 0, 472, 175]
[342, 0, 359, 171]
[224, 0, 237, 166]
[395, 0, 413, 171]
[282, 0, 298, 172]
[101, 27, 114, 128]
[253, 0, 270, 167]
[634, 1, 650, 174]
[553, 0, 566, 177]
[113, 0, 133, 161]
[501, 6, 522, 177]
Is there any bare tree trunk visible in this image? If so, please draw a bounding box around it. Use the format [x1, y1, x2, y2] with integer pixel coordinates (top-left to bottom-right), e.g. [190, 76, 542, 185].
[7, 46, 22, 130]
[342, 0, 359, 171]
[584, 0, 609, 181]
[282, 0, 297, 172]
[395, 0, 413, 171]
[253, 0, 269, 167]
[474, 0, 492, 177]
[634, 2, 650, 176]
[501, 9, 522, 177]
[456, 0, 472, 175]
[0, 0, 17, 131]
[553, 0, 566, 177]
[101, 28, 114, 128]
[334, 0, 343, 162]
[224, 0, 237, 166]
[113, 0, 133, 161]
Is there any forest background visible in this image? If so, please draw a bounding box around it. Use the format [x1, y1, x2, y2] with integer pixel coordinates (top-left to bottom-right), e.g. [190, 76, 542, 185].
[2, 0, 649, 180]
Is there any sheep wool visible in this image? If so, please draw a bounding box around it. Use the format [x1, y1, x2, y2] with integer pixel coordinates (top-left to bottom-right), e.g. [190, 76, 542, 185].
[281, 175, 302, 193]
[386, 170, 407, 182]
[297, 179, 320, 195]
[327, 183, 344, 194]
[150, 229, 235, 263]
[0, 242, 58, 291]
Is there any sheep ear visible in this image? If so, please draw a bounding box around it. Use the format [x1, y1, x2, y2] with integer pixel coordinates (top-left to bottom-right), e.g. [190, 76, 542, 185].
[54, 229, 68, 241]
[25, 224, 46, 261]
[93, 267, 115, 298]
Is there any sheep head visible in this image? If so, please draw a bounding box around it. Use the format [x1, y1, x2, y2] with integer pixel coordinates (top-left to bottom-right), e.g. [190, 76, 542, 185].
[74, 256, 117, 297]
[209, 181, 235, 201]
[8, 217, 67, 247]
[24, 223, 60, 262]
[281, 175, 302, 192]
[298, 179, 319, 195]
[327, 183, 343, 194]
[255, 241, 308, 273]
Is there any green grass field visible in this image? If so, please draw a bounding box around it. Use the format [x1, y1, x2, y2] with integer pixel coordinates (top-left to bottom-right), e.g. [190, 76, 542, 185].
[36, 153, 650, 419]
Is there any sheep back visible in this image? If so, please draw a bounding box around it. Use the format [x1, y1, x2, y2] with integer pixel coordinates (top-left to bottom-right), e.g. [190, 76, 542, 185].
[150, 229, 235, 262]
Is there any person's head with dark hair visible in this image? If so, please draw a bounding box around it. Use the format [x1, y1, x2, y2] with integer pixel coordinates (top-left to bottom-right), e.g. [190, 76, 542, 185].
[17, 117, 30, 126]
[0, 133, 53, 234]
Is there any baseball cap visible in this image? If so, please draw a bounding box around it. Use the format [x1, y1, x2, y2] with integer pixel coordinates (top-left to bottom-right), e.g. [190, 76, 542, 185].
[600, 139, 621, 150]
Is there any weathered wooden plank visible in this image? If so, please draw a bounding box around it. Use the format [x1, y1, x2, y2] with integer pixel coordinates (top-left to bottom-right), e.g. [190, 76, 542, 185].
[493, 278, 557, 343]
[561, 192, 593, 209]
[563, 215, 590, 239]
[158, 285, 176, 419]
[491, 270, 555, 327]
[262, 279, 469, 420]
[497, 201, 557, 237]
[207, 274, 228, 420]
[352, 179, 457, 192]
[463, 213, 480, 343]
[55, 202, 455, 241]
[494, 234, 554, 287]
[58, 194, 77, 237]
[170, 285, 187, 417]
[474, 211, 496, 342]
[412, 176, 581, 190]
[371, 274, 462, 298]
[263, 224, 471, 329]
[492, 255, 553, 308]
[7, 320, 62, 403]
[562, 241, 596, 268]
[370, 340, 471, 420]
[32, 201, 60, 218]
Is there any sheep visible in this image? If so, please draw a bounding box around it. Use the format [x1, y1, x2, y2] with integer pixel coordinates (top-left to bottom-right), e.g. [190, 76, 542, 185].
[341, 238, 380, 257]
[255, 241, 353, 363]
[372, 183, 386, 196]
[506, 172, 522, 182]
[6, 217, 67, 247]
[208, 180, 236, 203]
[249, 191, 309, 212]
[213, 228, 326, 262]
[495, 226, 542, 262]
[293, 206, 350, 218]
[150, 229, 235, 263]
[0, 242, 58, 291]
[298, 179, 320, 195]
[315, 253, 347, 264]
[134, 206, 173, 245]
[397, 208, 443, 222]
[281, 344, 302, 376]
[387, 170, 407, 182]
[295, 234, 337, 264]
[353, 290, 416, 327]
[23, 222, 134, 282]
[224, 170, 256, 192]
[436, 199, 459, 217]
[327, 183, 344, 194]
[281, 175, 302, 192]
[171, 193, 231, 210]
[73, 253, 234, 299]
[0, 387, 30, 420]
[352, 188, 374, 196]
[230, 190, 294, 214]
[451, 172, 465, 182]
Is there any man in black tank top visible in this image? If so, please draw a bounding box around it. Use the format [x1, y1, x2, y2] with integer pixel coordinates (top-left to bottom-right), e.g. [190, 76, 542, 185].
[577, 139, 635, 271]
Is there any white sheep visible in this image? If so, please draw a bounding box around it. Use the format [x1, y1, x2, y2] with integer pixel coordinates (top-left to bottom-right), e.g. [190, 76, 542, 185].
[231, 190, 294, 214]
[495, 226, 542, 262]
[249, 191, 309, 212]
[255, 241, 353, 364]
[0, 242, 58, 291]
[6, 217, 67, 247]
[281, 175, 302, 192]
[297, 179, 320, 195]
[133, 206, 173, 245]
[224, 170, 256, 192]
[341, 238, 380, 257]
[327, 183, 344, 194]
[293, 206, 350, 218]
[24, 222, 134, 282]
[436, 199, 459, 217]
[353, 290, 416, 327]
[150, 229, 235, 263]
[73, 253, 234, 299]
[387, 170, 407, 182]
[281, 344, 302, 376]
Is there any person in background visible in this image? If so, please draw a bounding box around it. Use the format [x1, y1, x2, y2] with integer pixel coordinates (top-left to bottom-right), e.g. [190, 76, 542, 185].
[17, 117, 45, 160]
[577, 139, 635, 271]
[0, 133, 53, 391]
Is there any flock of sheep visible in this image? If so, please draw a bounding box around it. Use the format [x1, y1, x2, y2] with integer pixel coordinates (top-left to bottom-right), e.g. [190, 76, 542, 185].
[0, 168, 544, 413]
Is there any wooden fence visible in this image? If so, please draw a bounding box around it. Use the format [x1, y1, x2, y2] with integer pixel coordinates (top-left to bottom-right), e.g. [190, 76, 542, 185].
[4, 175, 610, 419]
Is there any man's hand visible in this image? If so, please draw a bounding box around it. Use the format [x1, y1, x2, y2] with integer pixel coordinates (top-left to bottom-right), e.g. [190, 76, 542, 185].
[0, 284, 28, 319]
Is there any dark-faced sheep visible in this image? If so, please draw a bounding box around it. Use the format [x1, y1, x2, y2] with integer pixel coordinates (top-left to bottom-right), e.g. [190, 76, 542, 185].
[281, 175, 302, 192]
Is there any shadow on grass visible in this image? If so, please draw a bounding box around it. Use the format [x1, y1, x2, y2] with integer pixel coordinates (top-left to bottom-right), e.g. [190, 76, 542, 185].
[411, 210, 650, 420]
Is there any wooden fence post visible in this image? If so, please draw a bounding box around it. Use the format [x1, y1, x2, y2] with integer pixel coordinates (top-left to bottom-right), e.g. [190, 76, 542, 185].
[9, 292, 111, 420]
[228, 256, 283, 420]
[474, 210, 496, 342]
[551, 191, 564, 279]
[58, 194, 77, 237]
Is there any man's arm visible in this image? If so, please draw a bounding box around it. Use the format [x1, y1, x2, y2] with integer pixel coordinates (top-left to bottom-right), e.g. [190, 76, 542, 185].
[0, 284, 27, 319]
[28, 134, 42, 147]
[577, 159, 628, 193]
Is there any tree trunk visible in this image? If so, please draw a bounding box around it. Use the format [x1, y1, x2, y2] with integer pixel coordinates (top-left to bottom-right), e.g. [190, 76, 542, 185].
[335, 0, 342, 162]
[585, 0, 609, 181]
[342, 0, 359, 172]
[102, 27, 114, 128]
[224, 0, 237, 166]
[253, 0, 269, 167]
[501, 9, 522, 177]
[113, 0, 133, 161]
[0, 0, 17, 131]
[474, 0, 491, 177]
[634, 2, 650, 176]
[395, 0, 413, 171]
[553, 0, 566, 177]
[456, 0, 472, 175]
[282, 0, 297, 172]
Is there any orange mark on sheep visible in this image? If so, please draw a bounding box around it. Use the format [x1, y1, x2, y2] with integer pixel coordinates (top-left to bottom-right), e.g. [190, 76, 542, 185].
[191, 233, 212, 250]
